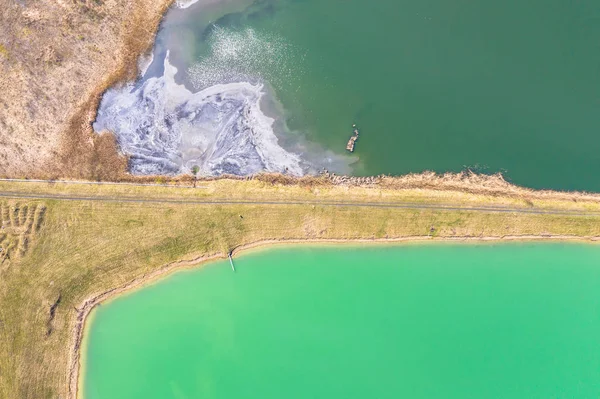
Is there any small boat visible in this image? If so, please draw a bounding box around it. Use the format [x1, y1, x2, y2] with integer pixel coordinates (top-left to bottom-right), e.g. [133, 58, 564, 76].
[346, 124, 360, 152]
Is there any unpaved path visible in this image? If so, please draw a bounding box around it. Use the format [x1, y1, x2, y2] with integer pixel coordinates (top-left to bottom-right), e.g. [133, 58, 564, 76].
[2, 191, 599, 217]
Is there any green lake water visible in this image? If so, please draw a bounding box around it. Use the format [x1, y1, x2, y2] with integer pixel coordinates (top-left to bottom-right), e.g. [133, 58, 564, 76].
[161, 0, 600, 191]
[83, 244, 600, 398]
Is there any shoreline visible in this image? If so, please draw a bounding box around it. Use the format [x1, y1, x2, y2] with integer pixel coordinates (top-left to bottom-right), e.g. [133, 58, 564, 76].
[70, 235, 600, 399]
[8, 0, 600, 399]
[3, 172, 600, 204]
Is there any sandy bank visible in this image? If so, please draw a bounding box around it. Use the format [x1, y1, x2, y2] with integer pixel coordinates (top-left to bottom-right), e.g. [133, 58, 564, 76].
[3, 179, 600, 398]
[69, 235, 600, 399]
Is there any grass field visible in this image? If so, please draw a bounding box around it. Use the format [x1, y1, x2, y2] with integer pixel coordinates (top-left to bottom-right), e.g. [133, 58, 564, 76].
[1, 177, 600, 399]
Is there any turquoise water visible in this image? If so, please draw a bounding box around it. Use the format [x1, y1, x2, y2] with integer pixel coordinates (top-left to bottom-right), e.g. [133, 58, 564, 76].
[157, 0, 600, 191]
[83, 244, 600, 398]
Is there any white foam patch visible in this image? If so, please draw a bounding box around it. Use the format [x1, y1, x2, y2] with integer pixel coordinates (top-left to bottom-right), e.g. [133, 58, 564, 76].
[189, 26, 303, 91]
[93, 52, 305, 176]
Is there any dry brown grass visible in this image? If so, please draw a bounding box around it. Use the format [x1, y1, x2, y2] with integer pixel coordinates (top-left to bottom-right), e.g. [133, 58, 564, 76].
[0, 202, 45, 264]
[2, 173, 600, 212]
[377, 171, 600, 201]
[0, 0, 174, 179]
[0, 179, 600, 398]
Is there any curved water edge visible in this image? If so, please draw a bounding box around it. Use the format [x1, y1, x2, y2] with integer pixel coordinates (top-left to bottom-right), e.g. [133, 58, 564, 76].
[93, 1, 354, 177]
[88, 0, 600, 191]
[71, 236, 600, 399]
[77, 241, 600, 399]
[95, 53, 306, 176]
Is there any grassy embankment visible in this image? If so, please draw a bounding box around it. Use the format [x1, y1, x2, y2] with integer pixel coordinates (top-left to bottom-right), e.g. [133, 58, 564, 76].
[1, 177, 600, 399]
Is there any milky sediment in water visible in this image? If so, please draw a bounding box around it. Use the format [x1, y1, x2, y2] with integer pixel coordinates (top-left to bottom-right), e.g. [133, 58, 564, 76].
[94, 0, 600, 188]
[95, 53, 307, 176]
[94, 7, 351, 176]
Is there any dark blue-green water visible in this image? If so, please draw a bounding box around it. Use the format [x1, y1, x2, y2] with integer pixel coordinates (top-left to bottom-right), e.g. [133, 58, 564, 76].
[97, 0, 600, 190]
[174, 0, 600, 190]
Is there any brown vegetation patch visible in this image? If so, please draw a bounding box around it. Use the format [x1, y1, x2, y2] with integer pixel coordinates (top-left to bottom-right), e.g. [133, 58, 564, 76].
[0, 202, 45, 266]
[46, 293, 62, 337]
[0, 0, 174, 179]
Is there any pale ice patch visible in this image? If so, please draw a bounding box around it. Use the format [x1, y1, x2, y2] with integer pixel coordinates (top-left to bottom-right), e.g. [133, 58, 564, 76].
[93, 52, 305, 176]
[175, 0, 199, 9]
[137, 51, 154, 78]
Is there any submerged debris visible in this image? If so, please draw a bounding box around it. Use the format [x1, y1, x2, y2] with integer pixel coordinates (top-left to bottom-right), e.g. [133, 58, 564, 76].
[346, 124, 360, 152]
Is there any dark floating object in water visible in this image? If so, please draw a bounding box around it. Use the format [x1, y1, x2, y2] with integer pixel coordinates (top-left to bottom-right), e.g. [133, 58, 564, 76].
[346, 124, 360, 152]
